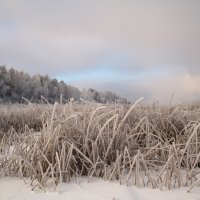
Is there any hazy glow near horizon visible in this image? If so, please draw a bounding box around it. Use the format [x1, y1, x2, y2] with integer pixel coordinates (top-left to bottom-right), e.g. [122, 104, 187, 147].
[0, 0, 200, 103]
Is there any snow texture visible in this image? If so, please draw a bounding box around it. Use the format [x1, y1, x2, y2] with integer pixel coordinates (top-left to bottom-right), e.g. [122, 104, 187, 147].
[0, 177, 200, 200]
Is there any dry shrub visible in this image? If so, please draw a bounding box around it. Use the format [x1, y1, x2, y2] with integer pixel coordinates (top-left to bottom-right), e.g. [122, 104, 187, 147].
[0, 99, 200, 192]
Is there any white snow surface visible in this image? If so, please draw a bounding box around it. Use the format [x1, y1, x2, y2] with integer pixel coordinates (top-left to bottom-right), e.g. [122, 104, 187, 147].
[0, 177, 200, 200]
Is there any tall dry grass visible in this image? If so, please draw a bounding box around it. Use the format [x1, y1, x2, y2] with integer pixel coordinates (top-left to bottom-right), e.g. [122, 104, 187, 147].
[0, 99, 200, 192]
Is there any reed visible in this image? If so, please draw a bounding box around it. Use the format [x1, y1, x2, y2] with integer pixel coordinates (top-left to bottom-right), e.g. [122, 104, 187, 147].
[0, 100, 200, 192]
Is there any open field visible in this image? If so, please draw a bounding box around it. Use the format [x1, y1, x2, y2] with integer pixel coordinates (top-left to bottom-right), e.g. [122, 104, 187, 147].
[0, 99, 200, 196]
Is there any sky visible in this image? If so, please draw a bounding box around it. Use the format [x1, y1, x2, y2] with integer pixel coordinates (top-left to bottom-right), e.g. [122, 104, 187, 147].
[0, 0, 200, 103]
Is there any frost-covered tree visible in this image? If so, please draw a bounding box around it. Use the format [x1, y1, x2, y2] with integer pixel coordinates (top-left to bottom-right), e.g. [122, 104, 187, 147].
[0, 66, 127, 104]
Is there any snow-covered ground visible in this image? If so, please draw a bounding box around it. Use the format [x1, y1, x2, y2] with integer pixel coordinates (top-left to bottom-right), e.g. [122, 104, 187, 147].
[0, 177, 200, 200]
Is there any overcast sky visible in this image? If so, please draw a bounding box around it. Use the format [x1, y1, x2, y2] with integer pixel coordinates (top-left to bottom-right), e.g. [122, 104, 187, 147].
[0, 0, 200, 103]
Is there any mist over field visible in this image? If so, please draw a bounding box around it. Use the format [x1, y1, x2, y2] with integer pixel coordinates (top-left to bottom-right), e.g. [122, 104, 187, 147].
[0, 0, 200, 103]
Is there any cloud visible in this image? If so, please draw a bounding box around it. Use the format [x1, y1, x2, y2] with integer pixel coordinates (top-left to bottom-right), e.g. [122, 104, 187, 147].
[0, 0, 200, 102]
[73, 70, 200, 104]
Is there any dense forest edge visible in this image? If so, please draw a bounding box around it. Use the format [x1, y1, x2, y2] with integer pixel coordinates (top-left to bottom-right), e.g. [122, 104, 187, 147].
[0, 66, 128, 104]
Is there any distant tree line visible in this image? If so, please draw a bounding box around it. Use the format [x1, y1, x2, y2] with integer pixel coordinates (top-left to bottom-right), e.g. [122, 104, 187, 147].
[0, 66, 128, 104]
[81, 88, 128, 104]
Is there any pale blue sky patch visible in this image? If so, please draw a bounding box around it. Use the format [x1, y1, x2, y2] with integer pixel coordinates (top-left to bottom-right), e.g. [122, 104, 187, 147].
[57, 68, 133, 83]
